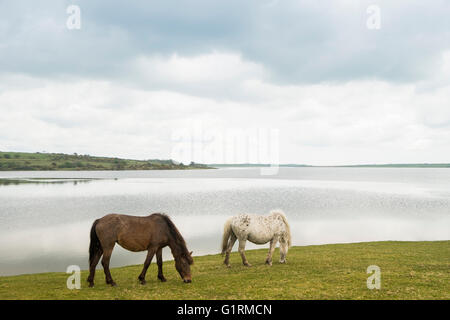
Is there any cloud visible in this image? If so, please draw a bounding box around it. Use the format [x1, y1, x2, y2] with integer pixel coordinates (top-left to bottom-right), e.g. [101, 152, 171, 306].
[127, 51, 267, 100]
[1, 64, 450, 164]
[1, 1, 449, 164]
[1, 0, 450, 85]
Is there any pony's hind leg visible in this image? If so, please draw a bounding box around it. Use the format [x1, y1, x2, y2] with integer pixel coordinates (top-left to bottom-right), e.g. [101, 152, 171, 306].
[87, 249, 102, 287]
[101, 244, 117, 286]
[279, 238, 288, 263]
[238, 239, 251, 267]
[265, 237, 279, 266]
[138, 247, 156, 284]
[156, 247, 166, 282]
[223, 233, 237, 267]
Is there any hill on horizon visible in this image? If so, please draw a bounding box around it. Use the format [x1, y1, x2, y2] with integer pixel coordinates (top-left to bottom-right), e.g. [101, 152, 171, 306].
[0, 151, 210, 171]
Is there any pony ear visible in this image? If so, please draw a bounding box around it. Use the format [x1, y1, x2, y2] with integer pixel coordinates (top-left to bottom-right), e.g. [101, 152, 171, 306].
[187, 251, 194, 265]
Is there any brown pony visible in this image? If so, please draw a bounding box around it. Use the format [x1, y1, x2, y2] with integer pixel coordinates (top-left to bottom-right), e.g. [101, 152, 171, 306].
[87, 213, 193, 287]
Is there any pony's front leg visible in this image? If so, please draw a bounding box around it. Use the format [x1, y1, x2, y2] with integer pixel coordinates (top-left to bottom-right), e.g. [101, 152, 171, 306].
[238, 239, 251, 267]
[265, 237, 278, 266]
[138, 248, 156, 285]
[156, 247, 166, 282]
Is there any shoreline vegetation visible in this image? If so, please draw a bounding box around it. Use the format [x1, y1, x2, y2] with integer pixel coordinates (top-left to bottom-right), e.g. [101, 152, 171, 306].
[0, 241, 448, 300]
[1, 151, 448, 171]
[0, 151, 211, 171]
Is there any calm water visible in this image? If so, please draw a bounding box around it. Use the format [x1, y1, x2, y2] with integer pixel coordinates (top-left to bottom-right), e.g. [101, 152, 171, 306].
[0, 167, 449, 276]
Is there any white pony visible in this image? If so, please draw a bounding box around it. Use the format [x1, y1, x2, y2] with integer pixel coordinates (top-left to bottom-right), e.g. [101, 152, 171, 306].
[221, 210, 292, 267]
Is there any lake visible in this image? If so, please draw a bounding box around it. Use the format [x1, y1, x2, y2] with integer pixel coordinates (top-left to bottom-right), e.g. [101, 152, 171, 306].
[0, 167, 449, 276]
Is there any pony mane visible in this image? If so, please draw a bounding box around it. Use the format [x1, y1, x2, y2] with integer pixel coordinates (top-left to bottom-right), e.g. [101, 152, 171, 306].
[157, 213, 193, 264]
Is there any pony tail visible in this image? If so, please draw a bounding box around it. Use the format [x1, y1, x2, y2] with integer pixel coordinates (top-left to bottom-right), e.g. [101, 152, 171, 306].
[89, 219, 102, 265]
[272, 210, 292, 247]
[221, 217, 233, 255]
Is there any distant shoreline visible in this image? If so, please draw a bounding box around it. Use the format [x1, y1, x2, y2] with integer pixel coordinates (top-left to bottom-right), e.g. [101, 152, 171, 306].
[209, 163, 450, 168]
[0, 151, 212, 171]
[1, 151, 448, 171]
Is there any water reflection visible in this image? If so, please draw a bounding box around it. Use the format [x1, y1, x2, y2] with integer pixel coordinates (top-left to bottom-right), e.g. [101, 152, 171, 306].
[0, 178, 97, 186]
[0, 168, 449, 276]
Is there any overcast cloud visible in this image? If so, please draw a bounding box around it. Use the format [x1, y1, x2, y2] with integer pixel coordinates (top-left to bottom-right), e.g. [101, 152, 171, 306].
[0, 0, 449, 165]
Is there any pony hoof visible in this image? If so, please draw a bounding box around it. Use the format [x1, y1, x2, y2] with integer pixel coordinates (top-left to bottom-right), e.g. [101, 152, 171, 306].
[108, 281, 117, 287]
[140, 280, 146, 285]
[244, 263, 252, 267]
[265, 261, 272, 266]
[158, 277, 167, 282]
[88, 282, 94, 288]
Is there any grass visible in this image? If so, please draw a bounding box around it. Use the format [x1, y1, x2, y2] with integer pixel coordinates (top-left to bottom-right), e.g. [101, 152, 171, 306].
[0, 151, 211, 171]
[0, 241, 448, 300]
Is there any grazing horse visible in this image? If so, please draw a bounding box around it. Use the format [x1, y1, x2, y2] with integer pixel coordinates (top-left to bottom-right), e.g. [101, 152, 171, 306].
[221, 210, 291, 267]
[87, 213, 193, 287]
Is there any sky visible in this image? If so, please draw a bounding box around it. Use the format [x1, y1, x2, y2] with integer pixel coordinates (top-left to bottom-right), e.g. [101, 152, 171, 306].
[0, 0, 449, 165]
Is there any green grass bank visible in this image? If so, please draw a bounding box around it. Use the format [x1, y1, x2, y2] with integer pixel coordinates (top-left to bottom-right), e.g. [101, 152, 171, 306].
[1, 241, 448, 300]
